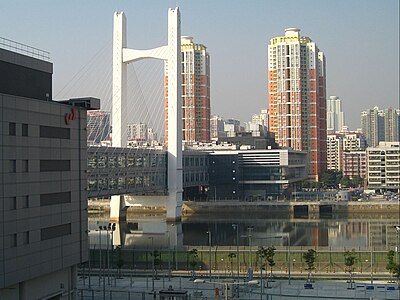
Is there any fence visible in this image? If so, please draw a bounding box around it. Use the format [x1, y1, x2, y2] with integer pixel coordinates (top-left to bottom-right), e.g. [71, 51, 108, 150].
[85, 245, 399, 278]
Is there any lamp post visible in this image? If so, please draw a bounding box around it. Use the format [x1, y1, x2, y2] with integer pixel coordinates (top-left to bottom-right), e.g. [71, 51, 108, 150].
[103, 226, 110, 285]
[207, 231, 212, 281]
[394, 226, 400, 264]
[105, 223, 116, 285]
[167, 230, 171, 281]
[98, 226, 106, 299]
[98, 227, 102, 287]
[280, 233, 291, 285]
[247, 226, 254, 279]
[148, 237, 155, 291]
[232, 224, 239, 279]
[370, 247, 373, 285]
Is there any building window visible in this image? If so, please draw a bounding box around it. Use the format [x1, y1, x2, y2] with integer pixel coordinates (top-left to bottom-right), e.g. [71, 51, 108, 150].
[22, 160, 29, 172]
[10, 234, 17, 247]
[11, 197, 17, 210]
[40, 192, 71, 206]
[9, 160, 16, 173]
[22, 124, 28, 136]
[40, 160, 70, 172]
[22, 195, 29, 208]
[40, 125, 70, 139]
[41, 223, 71, 241]
[9, 122, 16, 136]
[21, 231, 29, 245]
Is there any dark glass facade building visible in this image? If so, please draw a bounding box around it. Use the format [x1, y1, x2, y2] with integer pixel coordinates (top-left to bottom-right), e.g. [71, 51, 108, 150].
[208, 149, 308, 201]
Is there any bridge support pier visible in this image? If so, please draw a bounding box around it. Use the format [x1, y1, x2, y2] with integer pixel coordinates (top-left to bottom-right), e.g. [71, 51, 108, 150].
[112, 8, 182, 221]
[110, 195, 127, 221]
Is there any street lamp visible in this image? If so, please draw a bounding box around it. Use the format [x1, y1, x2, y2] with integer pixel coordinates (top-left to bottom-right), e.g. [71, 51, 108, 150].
[278, 233, 291, 285]
[232, 224, 239, 279]
[104, 223, 116, 285]
[394, 226, 400, 264]
[166, 230, 172, 281]
[247, 226, 254, 279]
[207, 231, 212, 281]
[98, 227, 102, 287]
[148, 237, 155, 291]
[98, 226, 106, 299]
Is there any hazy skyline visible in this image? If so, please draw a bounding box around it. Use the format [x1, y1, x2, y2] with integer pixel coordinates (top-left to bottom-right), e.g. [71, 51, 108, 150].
[1, 0, 398, 130]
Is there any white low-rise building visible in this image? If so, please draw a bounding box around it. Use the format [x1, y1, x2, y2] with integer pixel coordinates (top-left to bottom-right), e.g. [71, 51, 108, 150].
[367, 142, 400, 192]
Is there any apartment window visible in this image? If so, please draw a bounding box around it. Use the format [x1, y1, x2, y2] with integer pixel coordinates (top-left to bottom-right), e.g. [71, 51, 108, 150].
[9, 122, 16, 135]
[22, 124, 28, 136]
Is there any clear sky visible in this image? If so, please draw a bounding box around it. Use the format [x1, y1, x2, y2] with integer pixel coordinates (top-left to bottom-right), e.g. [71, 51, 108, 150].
[1, 0, 398, 130]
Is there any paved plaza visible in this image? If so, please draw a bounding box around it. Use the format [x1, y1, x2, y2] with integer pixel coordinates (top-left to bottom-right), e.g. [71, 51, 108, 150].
[77, 273, 400, 300]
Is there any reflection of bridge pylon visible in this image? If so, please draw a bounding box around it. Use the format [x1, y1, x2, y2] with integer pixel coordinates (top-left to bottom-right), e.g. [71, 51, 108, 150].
[112, 220, 183, 249]
[110, 8, 182, 222]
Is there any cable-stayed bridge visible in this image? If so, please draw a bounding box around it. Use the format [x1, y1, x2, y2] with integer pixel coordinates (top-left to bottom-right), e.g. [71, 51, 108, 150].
[57, 8, 206, 221]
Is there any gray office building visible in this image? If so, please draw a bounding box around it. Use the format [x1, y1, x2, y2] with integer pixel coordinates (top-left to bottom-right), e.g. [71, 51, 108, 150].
[0, 39, 96, 299]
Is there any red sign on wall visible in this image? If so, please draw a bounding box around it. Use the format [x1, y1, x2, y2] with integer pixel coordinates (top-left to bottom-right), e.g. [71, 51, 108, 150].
[65, 108, 77, 125]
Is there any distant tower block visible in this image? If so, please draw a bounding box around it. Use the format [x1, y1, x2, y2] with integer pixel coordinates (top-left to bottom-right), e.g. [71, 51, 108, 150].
[110, 8, 182, 221]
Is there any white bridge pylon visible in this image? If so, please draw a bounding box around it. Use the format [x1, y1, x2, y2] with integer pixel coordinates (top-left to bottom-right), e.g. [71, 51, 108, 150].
[110, 8, 183, 222]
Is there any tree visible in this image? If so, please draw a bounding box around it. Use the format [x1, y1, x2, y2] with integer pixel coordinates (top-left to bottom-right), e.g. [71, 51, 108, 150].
[303, 249, 316, 283]
[340, 176, 351, 188]
[114, 246, 124, 278]
[344, 250, 357, 289]
[152, 250, 162, 279]
[189, 248, 198, 279]
[319, 170, 342, 188]
[393, 263, 400, 289]
[351, 175, 364, 188]
[228, 252, 236, 277]
[386, 250, 396, 281]
[265, 246, 276, 281]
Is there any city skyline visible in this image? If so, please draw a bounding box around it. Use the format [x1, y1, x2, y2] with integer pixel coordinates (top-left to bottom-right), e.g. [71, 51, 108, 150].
[0, 0, 398, 130]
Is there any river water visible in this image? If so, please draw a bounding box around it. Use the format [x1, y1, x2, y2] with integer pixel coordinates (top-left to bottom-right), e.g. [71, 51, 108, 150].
[88, 212, 400, 251]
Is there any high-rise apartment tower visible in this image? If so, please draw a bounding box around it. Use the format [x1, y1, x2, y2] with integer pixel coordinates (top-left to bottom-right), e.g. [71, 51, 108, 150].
[361, 106, 399, 147]
[327, 95, 345, 133]
[268, 28, 327, 181]
[165, 36, 210, 144]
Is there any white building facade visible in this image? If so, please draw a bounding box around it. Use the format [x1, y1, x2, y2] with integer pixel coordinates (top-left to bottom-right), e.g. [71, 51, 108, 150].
[327, 95, 345, 134]
[367, 142, 400, 192]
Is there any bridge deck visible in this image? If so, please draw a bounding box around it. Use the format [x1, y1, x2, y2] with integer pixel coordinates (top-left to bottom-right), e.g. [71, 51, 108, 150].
[87, 147, 208, 198]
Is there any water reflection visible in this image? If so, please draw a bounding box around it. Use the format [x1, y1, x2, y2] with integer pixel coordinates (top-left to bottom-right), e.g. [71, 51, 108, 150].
[88, 216, 183, 249]
[88, 213, 400, 250]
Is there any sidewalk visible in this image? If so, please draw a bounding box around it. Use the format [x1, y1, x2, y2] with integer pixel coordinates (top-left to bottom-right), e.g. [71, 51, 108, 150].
[77, 274, 400, 300]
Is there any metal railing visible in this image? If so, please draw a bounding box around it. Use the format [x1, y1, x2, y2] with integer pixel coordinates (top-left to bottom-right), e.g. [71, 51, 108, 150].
[0, 36, 50, 60]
